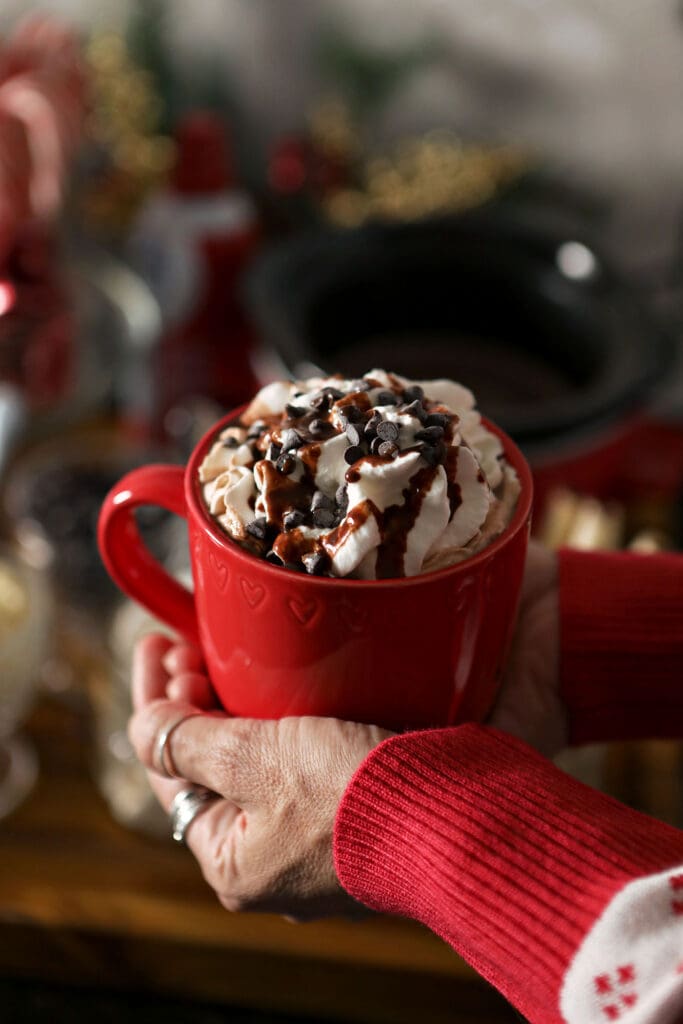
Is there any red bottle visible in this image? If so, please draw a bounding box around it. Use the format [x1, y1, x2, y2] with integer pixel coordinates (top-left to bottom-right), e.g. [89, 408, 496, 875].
[0, 220, 74, 409]
[129, 112, 262, 439]
[0, 110, 73, 413]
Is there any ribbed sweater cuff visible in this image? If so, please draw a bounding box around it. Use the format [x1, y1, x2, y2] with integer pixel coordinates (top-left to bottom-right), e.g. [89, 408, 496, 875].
[334, 725, 683, 1024]
[559, 549, 683, 745]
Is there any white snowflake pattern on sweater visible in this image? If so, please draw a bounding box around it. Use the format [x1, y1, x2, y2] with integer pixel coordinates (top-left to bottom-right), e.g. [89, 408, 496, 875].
[561, 865, 683, 1022]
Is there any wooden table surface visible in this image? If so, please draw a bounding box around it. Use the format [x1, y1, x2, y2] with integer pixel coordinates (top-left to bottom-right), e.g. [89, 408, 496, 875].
[0, 693, 519, 1024]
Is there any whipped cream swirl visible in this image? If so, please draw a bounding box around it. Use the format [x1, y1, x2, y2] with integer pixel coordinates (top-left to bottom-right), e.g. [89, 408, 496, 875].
[199, 370, 519, 579]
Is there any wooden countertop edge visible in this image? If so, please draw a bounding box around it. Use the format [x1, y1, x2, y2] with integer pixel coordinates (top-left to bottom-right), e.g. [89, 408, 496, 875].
[0, 880, 476, 979]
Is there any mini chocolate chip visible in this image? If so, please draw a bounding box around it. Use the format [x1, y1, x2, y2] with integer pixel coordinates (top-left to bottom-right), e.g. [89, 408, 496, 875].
[311, 490, 334, 511]
[283, 510, 305, 531]
[376, 420, 399, 442]
[266, 442, 282, 461]
[324, 386, 345, 400]
[415, 425, 444, 443]
[403, 384, 424, 403]
[344, 404, 363, 423]
[418, 443, 439, 466]
[365, 412, 382, 436]
[276, 453, 296, 475]
[310, 392, 330, 412]
[344, 444, 364, 465]
[312, 508, 336, 528]
[378, 440, 398, 458]
[280, 428, 302, 451]
[221, 436, 239, 448]
[266, 550, 285, 566]
[285, 403, 306, 419]
[309, 418, 329, 436]
[247, 517, 268, 540]
[403, 399, 426, 422]
[302, 551, 328, 576]
[425, 412, 450, 430]
[345, 422, 361, 446]
[419, 441, 446, 466]
[376, 390, 398, 406]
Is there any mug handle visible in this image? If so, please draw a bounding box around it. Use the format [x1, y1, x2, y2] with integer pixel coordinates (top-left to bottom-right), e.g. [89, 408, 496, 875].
[98, 464, 199, 646]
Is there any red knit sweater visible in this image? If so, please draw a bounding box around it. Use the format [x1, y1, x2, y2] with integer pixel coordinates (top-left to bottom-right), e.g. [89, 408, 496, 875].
[334, 549, 683, 1024]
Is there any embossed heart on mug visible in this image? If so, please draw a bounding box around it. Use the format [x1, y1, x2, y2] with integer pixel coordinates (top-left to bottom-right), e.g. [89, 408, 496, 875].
[337, 599, 367, 635]
[208, 550, 229, 591]
[287, 596, 318, 627]
[240, 577, 265, 609]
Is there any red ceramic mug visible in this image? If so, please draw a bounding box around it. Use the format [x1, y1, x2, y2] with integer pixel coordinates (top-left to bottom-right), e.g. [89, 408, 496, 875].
[98, 411, 533, 731]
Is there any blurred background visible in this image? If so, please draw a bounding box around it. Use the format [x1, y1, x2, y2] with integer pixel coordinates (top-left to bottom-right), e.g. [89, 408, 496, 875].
[0, 2, 682, 1022]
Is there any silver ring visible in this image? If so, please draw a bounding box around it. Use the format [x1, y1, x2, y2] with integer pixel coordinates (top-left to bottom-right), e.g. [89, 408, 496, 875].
[170, 786, 219, 845]
[153, 712, 203, 778]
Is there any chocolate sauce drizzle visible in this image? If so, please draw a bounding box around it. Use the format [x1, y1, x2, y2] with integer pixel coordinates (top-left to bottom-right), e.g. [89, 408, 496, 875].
[223, 376, 463, 576]
[375, 464, 438, 578]
[444, 445, 462, 517]
[258, 461, 313, 529]
[322, 499, 375, 555]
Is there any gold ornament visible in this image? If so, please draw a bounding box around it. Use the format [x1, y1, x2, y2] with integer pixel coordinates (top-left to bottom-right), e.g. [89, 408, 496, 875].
[80, 32, 174, 236]
[323, 129, 529, 227]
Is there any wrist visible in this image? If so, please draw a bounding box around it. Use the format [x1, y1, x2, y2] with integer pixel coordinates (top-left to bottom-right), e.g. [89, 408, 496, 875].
[334, 723, 683, 1021]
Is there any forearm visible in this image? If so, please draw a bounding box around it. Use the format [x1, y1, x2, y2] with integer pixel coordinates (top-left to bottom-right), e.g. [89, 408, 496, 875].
[334, 724, 683, 1024]
[559, 549, 683, 745]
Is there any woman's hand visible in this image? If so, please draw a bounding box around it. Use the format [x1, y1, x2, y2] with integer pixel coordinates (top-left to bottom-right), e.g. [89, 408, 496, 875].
[128, 541, 564, 919]
[488, 540, 565, 757]
[128, 634, 392, 919]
